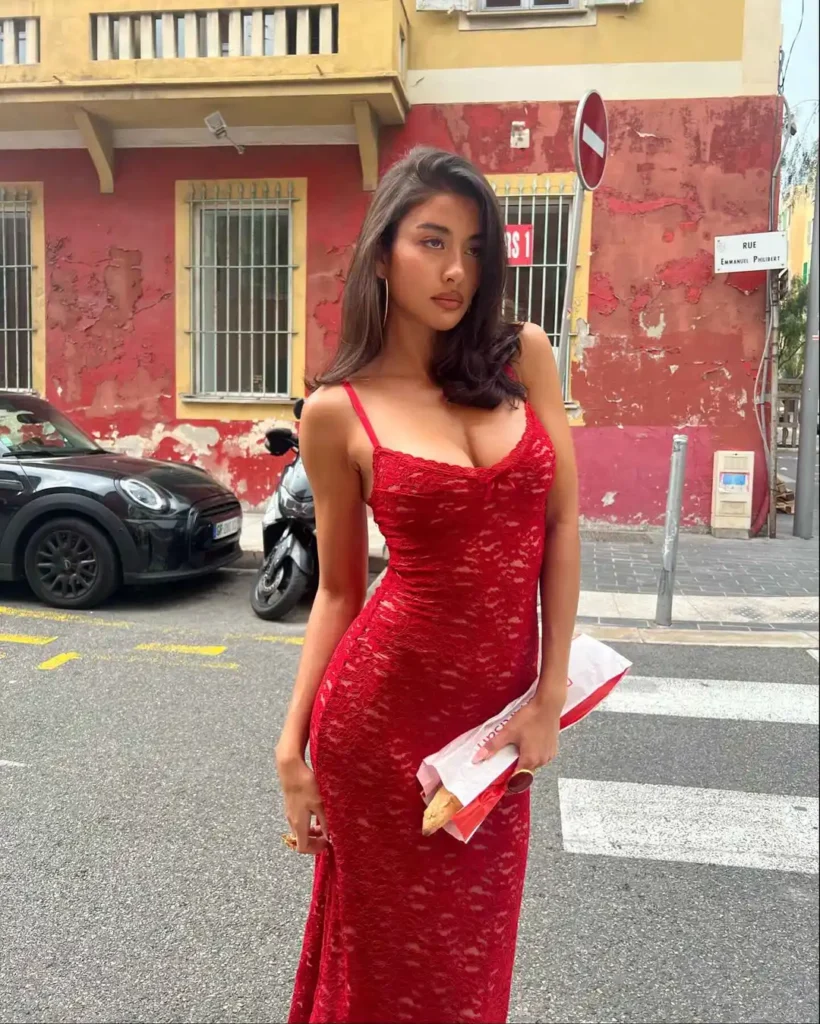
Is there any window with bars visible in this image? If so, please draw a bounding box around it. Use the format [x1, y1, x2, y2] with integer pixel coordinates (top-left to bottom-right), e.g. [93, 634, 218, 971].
[188, 182, 296, 399]
[0, 188, 33, 392]
[494, 180, 572, 350]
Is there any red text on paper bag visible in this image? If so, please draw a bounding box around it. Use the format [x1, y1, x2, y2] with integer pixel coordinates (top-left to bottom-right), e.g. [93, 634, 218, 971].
[505, 224, 534, 267]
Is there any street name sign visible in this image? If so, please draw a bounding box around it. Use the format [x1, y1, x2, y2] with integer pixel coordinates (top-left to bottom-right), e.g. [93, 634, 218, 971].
[714, 231, 788, 273]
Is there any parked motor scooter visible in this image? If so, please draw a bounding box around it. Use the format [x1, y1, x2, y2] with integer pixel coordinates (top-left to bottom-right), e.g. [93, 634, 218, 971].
[250, 399, 317, 620]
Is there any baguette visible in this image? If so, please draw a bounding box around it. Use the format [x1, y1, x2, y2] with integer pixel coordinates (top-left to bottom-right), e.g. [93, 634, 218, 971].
[422, 785, 463, 836]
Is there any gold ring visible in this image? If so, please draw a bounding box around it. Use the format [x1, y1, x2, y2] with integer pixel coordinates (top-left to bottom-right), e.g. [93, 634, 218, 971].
[507, 768, 536, 793]
[282, 832, 298, 851]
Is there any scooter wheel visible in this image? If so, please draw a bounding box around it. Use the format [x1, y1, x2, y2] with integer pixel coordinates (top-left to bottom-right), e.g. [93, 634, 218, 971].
[251, 553, 309, 620]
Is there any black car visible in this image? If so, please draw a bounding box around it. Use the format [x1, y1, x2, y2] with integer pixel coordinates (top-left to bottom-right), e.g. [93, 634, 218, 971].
[0, 392, 242, 609]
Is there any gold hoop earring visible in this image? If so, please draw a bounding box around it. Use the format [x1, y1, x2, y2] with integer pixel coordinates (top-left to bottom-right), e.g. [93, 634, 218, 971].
[382, 279, 390, 330]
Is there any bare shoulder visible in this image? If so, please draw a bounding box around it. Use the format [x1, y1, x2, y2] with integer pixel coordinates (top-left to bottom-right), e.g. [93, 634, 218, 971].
[515, 322, 560, 393]
[300, 384, 354, 439]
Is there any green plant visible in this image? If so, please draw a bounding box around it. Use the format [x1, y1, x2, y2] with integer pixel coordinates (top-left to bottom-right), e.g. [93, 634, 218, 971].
[784, 135, 817, 193]
[779, 277, 808, 379]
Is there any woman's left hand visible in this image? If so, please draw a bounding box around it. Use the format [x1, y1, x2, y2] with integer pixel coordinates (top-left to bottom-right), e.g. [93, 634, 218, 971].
[473, 701, 560, 774]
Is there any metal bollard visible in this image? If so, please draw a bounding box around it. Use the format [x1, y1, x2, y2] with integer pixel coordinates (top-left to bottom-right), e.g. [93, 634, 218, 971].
[655, 434, 689, 627]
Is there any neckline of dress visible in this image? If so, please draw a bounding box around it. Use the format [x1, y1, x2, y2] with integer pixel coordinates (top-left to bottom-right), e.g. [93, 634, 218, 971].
[372, 401, 534, 478]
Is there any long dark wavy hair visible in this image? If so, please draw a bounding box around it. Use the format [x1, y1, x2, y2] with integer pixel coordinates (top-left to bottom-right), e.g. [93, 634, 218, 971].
[314, 146, 525, 409]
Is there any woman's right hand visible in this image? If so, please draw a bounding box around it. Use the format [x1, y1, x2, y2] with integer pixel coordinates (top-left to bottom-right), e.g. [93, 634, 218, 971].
[277, 752, 330, 855]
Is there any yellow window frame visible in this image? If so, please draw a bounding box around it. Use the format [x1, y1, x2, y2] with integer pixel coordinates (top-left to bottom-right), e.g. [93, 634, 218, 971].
[174, 177, 307, 422]
[485, 172, 592, 411]
[0, 182, 45, 396]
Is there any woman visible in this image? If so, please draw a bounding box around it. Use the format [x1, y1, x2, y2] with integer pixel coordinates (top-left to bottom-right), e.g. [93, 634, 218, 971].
[277, 146, 580, 1024]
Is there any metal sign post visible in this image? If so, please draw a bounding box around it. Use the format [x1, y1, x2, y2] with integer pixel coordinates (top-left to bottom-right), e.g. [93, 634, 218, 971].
[558, 90, 608, 389]
[655, 435, 690, 627]
[794, 173, 819, 539]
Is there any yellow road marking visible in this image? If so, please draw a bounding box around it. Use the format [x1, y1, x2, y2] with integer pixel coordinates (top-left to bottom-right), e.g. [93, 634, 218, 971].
[134, 642, 226, 657]
[0, 633, 57, 646]
[94, 653, 239, 671]
[0, 604, 129, 628]
[38, 652, 81, 671]
[249, 634, 305, 646]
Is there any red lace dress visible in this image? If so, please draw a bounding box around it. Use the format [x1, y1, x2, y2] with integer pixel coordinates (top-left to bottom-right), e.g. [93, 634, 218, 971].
[289, 383, 556, 1024]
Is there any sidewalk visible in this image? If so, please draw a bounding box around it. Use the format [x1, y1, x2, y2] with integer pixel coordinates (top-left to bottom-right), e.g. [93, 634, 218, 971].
[238, 511, 387, 572]
[238, 511, 818, 631]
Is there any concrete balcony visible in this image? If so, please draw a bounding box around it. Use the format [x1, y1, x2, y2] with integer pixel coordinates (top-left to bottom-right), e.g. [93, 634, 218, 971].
[0, 0, 408, 189]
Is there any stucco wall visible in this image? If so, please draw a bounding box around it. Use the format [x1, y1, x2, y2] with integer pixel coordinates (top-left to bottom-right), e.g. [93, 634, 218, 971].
[0, 94, 778, 525]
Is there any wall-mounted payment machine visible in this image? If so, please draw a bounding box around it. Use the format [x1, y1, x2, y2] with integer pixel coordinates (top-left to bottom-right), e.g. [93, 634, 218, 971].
[711, 451, 755, 538]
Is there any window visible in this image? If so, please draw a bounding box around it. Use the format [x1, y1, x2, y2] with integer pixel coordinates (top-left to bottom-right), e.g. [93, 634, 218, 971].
[186, 181, 299, 400]
[487, 175, 591, 401]
[0, 18, 39, 65]
[0, 188, 34, 392]
[497, 187, 571, 349]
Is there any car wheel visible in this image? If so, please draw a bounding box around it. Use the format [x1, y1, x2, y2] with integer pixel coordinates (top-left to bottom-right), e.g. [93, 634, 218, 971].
[24, 517, 120, 610]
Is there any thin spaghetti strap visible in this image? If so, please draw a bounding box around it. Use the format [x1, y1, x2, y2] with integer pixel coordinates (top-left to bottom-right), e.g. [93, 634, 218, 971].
[342, 382, 380, 448]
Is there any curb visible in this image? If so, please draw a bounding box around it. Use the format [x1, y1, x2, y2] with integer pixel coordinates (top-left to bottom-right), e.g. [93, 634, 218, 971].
[235, 548, 388, 575]
[233, 627, 819, 649]
[574, 615, 819, 634]
[579, 625, 819, 648]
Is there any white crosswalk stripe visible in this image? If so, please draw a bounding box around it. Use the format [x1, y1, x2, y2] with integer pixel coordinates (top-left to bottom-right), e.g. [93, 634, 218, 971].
[560, 666, 819, 875]
[595, 675, 818, 724]
[560, 779, 818, 874]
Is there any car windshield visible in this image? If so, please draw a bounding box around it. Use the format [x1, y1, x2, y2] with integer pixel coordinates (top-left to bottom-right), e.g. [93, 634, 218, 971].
[0, 399, 102, 457]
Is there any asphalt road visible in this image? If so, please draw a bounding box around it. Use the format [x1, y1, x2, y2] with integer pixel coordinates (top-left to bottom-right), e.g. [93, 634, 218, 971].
[1, 570, 818, 1024]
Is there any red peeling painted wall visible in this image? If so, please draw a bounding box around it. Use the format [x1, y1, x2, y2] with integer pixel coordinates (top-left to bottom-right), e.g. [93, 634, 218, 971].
[0, 94, 777, 525]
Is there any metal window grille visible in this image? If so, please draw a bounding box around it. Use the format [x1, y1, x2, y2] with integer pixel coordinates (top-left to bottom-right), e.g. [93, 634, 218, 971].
[187, 182, 297, 400]
[494, 180, 572, 390]
[0, 188, 34, 392]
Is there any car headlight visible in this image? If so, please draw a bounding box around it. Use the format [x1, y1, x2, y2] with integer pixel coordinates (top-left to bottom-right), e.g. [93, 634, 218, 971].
[119, 478, 169, 512]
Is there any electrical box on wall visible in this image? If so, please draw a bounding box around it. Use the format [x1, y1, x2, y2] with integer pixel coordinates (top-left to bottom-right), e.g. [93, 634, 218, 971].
[711, 451, 755, 539]
[510, 122, 530, 150]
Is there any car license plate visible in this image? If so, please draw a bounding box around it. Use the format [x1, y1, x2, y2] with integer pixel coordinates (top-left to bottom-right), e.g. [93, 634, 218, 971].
[213, 515, 241, 541]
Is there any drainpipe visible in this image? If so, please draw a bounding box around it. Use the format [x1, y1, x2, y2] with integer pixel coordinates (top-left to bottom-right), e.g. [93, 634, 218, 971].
[755, 94, 796, 537]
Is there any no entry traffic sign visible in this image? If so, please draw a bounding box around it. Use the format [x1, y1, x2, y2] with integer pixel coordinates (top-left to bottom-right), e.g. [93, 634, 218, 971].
[574, 89, 608, 192]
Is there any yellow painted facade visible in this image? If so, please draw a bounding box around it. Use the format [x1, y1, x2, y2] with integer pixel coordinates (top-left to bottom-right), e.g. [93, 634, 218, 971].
[409, 0, 747, 70]
[174, 177, 308, 422]
[782, 184, 815, 284]
[0, 0, 779, 132]
[0, 0, 409, 131]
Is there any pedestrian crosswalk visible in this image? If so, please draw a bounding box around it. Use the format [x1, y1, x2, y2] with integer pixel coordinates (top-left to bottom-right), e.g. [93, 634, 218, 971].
[595, 674, 818, 724]
[559, 778, 818, 874]
[556, 652, 819, 877]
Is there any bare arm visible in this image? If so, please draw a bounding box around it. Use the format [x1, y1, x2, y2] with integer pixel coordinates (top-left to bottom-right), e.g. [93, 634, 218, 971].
[477, 324, 580, 774]
[275, 387, 368, 852]
[519, 322, 581, 715]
